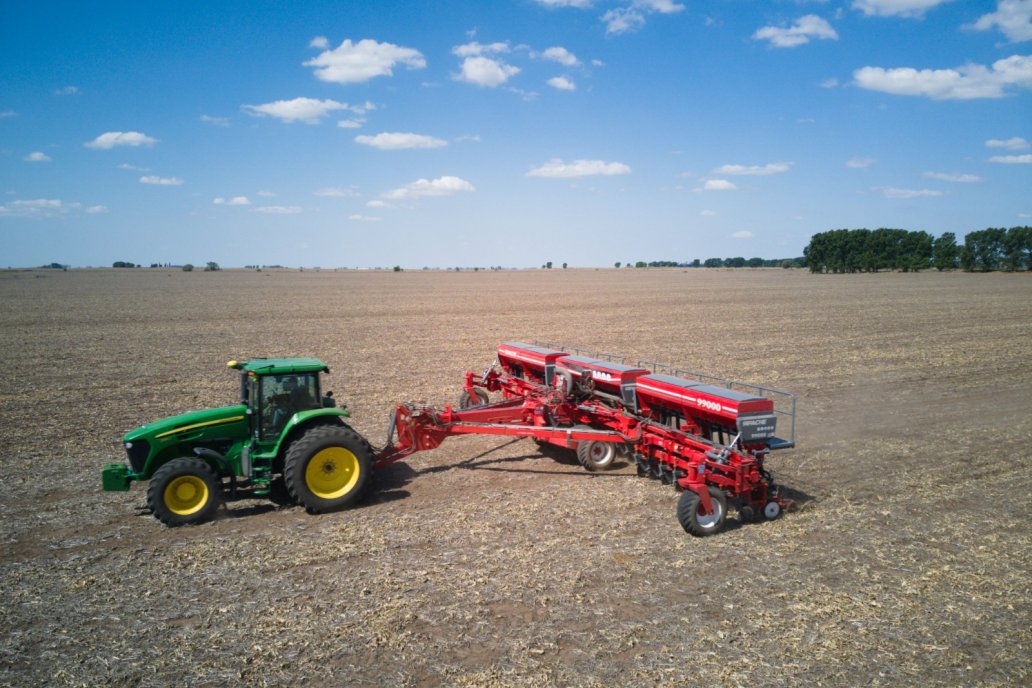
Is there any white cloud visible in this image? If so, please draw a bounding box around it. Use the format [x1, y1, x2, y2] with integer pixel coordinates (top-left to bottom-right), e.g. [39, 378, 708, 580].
[455, 134, 482, 143]
[713, 162, 791, 175]
[540, 46, 579, 66]
[454, 56, 520, 87]
[117, 163, 149, 171]
[140, 175, 183, 186]
[854, 54, 1032, 100]
[309, 35, 329, 49]
[354, 132, 448, 150]
[639, 0, 684, 11]
[304, 39, 425, 84]
[698, 179, 737, 191]
[526, 158, 631, 177]
[452, 41, 510, 57]
[313, 187, 359, 198]
[54, 85, 79, 95]
[731, 230, 754, 239]
[700, 209, 717, 216]
[852, 0, 951, 18]
[989, 153, 1032, 163]
[603, 7, 647, 34]
[923, 171, 981, 182]
[367, 199, 388, 208]
[382, 176, 476, 200]
[0, 198, 79, 217]
[753, 15, 838, 48]
[86, 205, 108, 214]
[337, 119, 363, 129]
[0, 110, 16, 118]
[821, 77, 840, 88]
[200, 114, 230, 126]
[349, 214, 382, 222]
[879, 187, 943, 198]
[847, 157, 875, 168]
[548, 76, 577, 91]
[986, 136, 1030, 149]
[24, 151, 51, 162]
[213, 196, 251, 205]
[535, 0, 591, 6]
[256, 190, 277, 197]
[603, 0, 685, 35]
[85, 131, 157, 149]
[242, 97, 348, 124]
[968, 0, 1032, 42]
[252, 206, 303, 214]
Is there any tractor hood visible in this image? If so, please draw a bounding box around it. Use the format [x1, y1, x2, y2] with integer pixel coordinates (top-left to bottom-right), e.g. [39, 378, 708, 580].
[124, 404, 248, 444]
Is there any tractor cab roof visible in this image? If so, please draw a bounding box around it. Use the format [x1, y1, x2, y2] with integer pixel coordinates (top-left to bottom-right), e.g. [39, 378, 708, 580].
[228, 358, 330, 375]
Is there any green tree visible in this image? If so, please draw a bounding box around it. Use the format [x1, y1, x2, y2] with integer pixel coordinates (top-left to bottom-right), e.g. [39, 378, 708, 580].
[562, 262, 568, 269]
[1002, 226, 1032, 271]
[204, 261, 221, 272]
[614, 261, 621, 268]
[182, 264, 194, 272]
[970, 228, 1006, 271]
[932, 232, 958, 271]
[898, 231, 933, 272]
[545, 261, 553, 269]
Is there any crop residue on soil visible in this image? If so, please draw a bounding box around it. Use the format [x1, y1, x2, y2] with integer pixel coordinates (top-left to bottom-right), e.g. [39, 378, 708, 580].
[0, 268, 1029, 686]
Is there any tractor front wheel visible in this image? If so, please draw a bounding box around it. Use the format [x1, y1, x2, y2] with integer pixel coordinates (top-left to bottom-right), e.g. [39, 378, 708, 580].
[676, 486, 728, 536]
[148, 458, 222, 526]
[284, 425, 373, 514]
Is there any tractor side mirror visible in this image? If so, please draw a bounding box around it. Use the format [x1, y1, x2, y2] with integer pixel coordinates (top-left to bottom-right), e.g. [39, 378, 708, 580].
[322, 391, 336, 408]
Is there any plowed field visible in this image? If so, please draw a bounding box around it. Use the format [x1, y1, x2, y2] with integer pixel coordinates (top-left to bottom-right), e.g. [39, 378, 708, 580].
[1, 268, 1029, 686]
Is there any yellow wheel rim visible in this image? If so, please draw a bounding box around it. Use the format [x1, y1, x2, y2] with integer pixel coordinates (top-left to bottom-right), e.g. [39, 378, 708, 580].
[305, 447, 361, 500]
[164, 475, 209, 516]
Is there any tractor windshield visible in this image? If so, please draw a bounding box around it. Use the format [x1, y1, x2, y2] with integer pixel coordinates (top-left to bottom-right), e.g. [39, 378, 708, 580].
[258, 373, 320, 439]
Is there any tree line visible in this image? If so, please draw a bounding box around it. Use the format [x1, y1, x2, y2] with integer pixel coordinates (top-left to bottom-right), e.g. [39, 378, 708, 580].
[620, 258, 805, 269]
[804, 227, 1032, 274]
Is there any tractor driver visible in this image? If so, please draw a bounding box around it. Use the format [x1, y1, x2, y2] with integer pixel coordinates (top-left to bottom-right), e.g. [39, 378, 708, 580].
[267, 376, 316, 434]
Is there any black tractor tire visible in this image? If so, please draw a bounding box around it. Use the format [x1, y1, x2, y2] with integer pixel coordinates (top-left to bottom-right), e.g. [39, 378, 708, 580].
[576, 438, 618, 472]
[676, 486, 728, 537]
[458, 388, 490, 409]
[148, 457, 223, 527]
[284, 425, 374, 514]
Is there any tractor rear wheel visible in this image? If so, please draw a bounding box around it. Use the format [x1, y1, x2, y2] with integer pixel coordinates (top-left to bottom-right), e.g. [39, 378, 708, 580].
[284, 425, 373, 514]
[676, 487, 728, 536]
[148, 458, 222, 526]
[577, 438, 617, 472]
[458, 388, 489, 409]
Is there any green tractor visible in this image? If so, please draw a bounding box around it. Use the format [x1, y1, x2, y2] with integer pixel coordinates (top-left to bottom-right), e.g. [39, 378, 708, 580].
[101, 358, 375, 526]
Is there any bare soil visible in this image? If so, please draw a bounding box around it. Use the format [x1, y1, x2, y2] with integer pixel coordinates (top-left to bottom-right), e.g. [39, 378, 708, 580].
[1, 267, 1029, 687]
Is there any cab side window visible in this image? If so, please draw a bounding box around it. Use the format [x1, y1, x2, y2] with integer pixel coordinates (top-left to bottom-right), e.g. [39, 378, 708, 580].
[259, 374, 320, 439]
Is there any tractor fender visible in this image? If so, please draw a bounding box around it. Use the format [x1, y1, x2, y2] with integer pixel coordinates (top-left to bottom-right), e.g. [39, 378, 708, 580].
[272, 408, 353, 458]
[192, 447, 232, 474]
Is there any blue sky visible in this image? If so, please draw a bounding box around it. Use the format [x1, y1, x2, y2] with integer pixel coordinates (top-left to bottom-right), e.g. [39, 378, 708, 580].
[1, 0, 1030, 268]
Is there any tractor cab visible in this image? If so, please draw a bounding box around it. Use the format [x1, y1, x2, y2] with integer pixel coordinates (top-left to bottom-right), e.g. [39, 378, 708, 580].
[229, 358, 336, 441]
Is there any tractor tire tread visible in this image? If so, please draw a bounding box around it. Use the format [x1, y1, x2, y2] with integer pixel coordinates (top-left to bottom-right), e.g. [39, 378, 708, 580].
[283, 424, 374, 514]
[147, 457, 223, 527]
